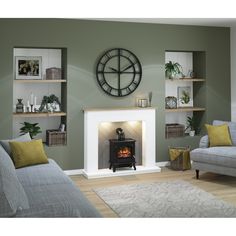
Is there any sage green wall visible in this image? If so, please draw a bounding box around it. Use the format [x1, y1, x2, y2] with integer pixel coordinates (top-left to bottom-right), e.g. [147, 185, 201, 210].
[0, 19, 231, 170]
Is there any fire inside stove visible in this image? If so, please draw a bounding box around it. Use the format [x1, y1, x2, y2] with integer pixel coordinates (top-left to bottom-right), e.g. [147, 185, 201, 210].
[117, 146, 131, 158]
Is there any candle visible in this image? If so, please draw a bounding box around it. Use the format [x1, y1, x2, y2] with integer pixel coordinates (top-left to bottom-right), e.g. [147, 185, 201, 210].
[27, 100, 30, 112]
[30, 93, 34, 105]
[34, 96, 37, 106]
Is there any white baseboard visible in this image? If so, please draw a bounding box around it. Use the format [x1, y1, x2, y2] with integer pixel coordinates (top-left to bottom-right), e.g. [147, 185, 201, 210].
[64, 169, 84, 176]
[64, 162, 170, 176]
[156, 161, 170, 167]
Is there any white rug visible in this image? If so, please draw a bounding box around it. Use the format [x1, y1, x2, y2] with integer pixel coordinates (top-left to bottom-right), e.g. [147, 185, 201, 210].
[94, 180, 236, 217]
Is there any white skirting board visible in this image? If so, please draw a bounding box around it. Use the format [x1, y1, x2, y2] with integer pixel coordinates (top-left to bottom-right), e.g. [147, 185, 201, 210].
[64, 161, 170, 177]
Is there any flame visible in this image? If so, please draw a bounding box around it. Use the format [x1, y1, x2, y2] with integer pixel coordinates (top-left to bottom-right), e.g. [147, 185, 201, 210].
[117, 147, 131, 158]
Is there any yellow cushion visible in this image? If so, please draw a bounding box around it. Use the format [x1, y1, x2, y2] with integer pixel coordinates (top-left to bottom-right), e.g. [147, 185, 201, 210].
[205, 124, 232, 147]
[9, 139, 49, 168]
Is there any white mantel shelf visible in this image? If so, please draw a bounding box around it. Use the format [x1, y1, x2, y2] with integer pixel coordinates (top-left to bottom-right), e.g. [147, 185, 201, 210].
[83, 107, 156, 112]
[83, 107, 160, 179]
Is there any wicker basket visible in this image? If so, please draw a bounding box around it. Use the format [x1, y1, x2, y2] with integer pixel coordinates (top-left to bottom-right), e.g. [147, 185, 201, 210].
[46, 129, 66, 146]
[168, 146, 191, 171]
[46, 67, 61, 80]
[165, 123, 185, 138]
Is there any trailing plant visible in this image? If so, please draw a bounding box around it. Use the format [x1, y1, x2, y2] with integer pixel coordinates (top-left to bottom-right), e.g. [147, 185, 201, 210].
[20, 122, 42, 139]
[165, 61, 183, 79]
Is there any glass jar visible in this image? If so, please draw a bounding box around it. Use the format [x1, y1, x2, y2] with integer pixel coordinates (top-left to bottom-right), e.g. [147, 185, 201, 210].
[16, 99, 24, 113]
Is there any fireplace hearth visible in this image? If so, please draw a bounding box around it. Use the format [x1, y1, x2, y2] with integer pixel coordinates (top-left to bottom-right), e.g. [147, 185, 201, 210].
[109, 138, 136, 172]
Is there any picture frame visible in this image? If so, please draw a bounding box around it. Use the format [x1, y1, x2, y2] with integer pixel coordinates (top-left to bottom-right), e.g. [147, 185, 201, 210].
[177, 86, 193, 107]
[15, 56, 42, 80]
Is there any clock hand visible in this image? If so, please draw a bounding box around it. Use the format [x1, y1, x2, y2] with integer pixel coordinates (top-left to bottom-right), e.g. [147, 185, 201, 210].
[109, 67, 118, 72]
[121, 64, 134, 73]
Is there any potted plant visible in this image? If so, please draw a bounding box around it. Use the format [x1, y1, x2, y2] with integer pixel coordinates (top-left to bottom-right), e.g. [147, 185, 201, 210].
[186, 116, 197, 136]
[20, 122, 42, 139]
[165, 61, 183, 80]
[39, 94, 61, 112]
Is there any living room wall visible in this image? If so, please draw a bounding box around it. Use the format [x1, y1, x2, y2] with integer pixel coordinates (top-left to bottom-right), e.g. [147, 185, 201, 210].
[231, 26, 236, 121]
[0, 19, 231, 170]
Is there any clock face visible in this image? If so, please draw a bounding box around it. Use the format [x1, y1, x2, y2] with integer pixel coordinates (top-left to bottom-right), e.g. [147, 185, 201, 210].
[96, 48, 142, 97]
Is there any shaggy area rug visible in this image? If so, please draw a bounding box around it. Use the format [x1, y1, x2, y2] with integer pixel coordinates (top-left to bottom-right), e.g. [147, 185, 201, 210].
[94, 180, 236, 217]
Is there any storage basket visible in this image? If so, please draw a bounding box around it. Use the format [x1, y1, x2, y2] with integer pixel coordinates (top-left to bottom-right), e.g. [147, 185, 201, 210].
[165, 123, 185, 138]
[46, 67, 62, 80]
[168, 146, 191, 171]
[46, 129, 66, 146]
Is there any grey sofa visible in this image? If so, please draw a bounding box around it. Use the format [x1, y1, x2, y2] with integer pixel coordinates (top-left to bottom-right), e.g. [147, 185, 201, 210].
[0, 144, 101, 217]
[190, 120, 236, 179]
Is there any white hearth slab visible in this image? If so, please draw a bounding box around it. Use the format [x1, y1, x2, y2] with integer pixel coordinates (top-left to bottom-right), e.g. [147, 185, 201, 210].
[82, 165, 161, 179]
[83, 107, 158, 178]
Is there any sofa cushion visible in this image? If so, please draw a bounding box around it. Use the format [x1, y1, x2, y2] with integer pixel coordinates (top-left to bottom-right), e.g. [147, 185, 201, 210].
[15, 184, 101, 217]
[199, 135, 209, 148]
[0, 133, 31, 157]
[16, 159, 72, 187]
[213, 120, 236, 146]
[10, 139, 48, 169]
[205, 124, 232, 147]
[15, 159, 101, 217]
[0, 145, 29, 217]
[191, 147, 236, 168]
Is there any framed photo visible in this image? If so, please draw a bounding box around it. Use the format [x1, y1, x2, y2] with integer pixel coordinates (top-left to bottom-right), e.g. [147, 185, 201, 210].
[177, 86, 193, 107]
[15, 56, 42, 80]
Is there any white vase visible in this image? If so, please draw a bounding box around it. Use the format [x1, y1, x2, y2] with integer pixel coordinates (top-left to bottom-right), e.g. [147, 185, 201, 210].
[189, 130, 195, 137]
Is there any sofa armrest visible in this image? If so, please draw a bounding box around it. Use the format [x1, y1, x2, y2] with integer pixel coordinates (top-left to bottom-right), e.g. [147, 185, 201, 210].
[199, 135, 209, 148]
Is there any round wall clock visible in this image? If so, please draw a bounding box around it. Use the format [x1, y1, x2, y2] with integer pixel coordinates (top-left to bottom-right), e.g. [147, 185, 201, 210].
[96, 48, 142, 97]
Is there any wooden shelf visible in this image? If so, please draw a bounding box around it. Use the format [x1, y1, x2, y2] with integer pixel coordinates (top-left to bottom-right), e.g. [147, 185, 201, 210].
[165, 107, 206, 113]
[13, 112, 67, 118]
[168, 78, 205, 82]
[14, 79, 67, 83]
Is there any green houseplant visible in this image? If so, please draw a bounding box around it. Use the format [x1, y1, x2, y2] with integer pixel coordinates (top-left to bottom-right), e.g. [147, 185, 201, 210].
[20, 122, 42, 139]
[180, 90, 190, 104]
[165, 61, 183, 79]
[186, 116, 197, 136]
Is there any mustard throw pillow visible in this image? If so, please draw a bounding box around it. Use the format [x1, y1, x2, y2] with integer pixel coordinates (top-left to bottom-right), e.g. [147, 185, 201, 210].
[9, 139, 49, 168]
[205, 124, 232, 147]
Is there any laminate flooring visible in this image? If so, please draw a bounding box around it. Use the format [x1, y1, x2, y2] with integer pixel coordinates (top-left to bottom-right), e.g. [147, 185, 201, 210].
[70, 168, 236, 217]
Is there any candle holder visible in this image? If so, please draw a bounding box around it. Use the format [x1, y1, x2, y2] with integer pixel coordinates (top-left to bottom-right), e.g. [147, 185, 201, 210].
[30, 104, 34, 113]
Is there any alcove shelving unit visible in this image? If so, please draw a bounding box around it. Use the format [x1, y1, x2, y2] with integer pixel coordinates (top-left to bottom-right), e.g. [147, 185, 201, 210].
[14, 79, 67, 83]
[13, 112, 67, 118]
[165, 51, 206, 139]
[13, 47, 67, 145]
[165, 107, 206, 113]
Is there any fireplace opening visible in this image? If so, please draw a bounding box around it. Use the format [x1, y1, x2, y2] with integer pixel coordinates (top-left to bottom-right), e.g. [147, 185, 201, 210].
[117, 146, 132, 158]
[109, 138, 136, 172]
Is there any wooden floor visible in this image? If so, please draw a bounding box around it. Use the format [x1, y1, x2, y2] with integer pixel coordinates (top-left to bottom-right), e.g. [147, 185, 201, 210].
[70, 168, 236, 217]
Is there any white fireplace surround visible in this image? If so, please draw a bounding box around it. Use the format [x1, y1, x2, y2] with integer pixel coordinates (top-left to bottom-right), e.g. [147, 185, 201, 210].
[83, 107, 161, 178]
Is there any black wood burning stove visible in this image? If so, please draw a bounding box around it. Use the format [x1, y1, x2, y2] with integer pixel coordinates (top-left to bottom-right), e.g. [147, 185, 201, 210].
[109, 138, 136, 172]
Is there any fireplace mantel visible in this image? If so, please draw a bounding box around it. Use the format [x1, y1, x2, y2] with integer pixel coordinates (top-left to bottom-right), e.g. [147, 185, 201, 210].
[83, 107, 156, 112]
[83, 107, 161, 178]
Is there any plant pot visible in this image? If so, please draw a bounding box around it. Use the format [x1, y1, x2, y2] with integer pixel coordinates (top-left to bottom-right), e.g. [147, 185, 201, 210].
[189, 130, 195, 137]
